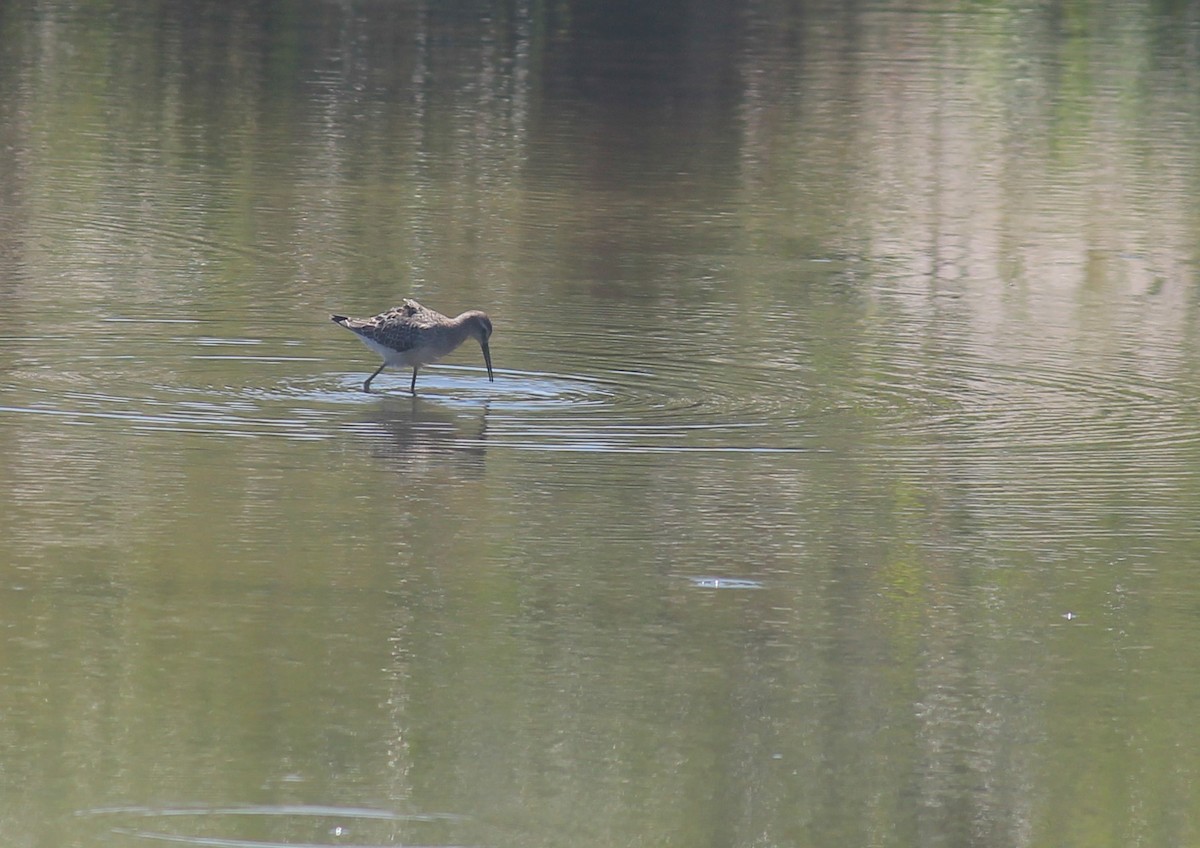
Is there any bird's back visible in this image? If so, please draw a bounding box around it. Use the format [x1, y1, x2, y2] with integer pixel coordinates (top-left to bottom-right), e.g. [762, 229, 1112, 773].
[331, 299, 470, 368]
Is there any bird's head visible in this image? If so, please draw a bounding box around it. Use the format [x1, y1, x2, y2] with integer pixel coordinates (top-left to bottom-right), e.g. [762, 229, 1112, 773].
[463, 312, 494, 382]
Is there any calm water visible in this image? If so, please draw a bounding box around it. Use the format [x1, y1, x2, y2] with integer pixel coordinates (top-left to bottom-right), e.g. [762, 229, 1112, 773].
[3, 1, 1200, 846]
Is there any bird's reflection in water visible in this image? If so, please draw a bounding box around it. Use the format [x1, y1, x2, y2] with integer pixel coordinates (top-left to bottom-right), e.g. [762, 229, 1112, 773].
[349, 394, 488, 475]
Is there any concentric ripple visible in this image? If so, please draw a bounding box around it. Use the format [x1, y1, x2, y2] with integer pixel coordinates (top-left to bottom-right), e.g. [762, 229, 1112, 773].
[5, 307, 1199, 485]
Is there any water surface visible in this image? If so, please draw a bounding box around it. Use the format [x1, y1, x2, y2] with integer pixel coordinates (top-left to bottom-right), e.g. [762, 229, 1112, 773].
[3, 2, 1200, 847]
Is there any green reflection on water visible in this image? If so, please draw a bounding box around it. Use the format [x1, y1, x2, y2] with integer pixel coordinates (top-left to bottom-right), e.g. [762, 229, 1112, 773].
[3, 1, 1200, 847]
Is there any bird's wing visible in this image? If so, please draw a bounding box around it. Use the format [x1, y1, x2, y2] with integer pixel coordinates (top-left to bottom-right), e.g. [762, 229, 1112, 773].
[347, 303, 435, 352]
[396, 300, 444, 329]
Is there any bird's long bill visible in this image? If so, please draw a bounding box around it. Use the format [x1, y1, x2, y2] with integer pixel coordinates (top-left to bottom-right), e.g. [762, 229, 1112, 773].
[481, 341, 494, 382]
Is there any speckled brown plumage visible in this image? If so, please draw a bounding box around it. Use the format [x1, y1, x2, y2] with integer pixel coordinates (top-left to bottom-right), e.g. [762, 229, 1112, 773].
[332, 298, 494, 393]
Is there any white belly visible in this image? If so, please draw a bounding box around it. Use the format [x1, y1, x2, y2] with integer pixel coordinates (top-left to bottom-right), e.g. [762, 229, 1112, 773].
[357, 335, 441, 368]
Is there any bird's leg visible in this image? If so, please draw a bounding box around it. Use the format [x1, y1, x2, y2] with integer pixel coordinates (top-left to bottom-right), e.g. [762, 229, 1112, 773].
[409, 367, 419, 395]
[362, 362, 387, 393]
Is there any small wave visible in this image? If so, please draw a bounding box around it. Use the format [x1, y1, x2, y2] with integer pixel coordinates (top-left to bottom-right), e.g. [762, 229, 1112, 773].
[76, 804, 468, 848]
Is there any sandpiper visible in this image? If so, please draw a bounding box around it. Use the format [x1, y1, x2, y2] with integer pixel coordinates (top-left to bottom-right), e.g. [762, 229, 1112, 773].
[331, 299, 494, 394]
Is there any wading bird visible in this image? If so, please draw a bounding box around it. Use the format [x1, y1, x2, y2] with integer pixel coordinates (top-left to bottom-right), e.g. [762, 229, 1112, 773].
[332, 299, 494, 394]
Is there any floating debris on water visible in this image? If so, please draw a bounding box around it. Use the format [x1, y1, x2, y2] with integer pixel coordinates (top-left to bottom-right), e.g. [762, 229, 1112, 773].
[687, 577, 765, 590]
